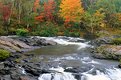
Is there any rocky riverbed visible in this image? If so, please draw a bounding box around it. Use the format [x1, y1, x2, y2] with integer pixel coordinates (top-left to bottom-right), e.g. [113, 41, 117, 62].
[0, 36, 121, 80]
[0, 36, 58, 80]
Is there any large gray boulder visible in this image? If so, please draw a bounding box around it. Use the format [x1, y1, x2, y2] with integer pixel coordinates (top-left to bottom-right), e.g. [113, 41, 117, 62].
[92, 45, 121, 60]
[91, 35, 121, 46]
[0, 36, 31, 52]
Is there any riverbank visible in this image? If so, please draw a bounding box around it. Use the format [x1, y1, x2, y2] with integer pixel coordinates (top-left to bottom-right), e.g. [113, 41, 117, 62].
[0, 36, 58, 80]
[0, 36, 87, 80]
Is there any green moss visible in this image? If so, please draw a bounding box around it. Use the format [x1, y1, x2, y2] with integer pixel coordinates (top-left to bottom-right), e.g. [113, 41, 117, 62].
[111, 38, 121, 45]
[0, 49, 11, 60]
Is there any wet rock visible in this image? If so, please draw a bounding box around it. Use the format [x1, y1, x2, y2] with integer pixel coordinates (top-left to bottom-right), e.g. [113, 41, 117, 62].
[92, 45, 121, 60]
[0, 75, 11, 80]
[0, 69, 10, 75]
[4, 61, 16, 68]
[118, 64, 121, 68]
[23, 64, 42, 76]
[65, 67, 81, 73]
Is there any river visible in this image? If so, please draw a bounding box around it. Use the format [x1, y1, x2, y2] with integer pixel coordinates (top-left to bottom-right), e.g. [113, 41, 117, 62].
[25, 36, 121, 80]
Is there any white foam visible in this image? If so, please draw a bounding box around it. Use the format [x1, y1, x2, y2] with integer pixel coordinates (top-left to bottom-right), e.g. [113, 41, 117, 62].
[106, 68, 121, 80]
[81, 68, 121, 80]
[40, 37, 90, 49]
[38, 74, 52, 80]
[38, 67, 77, 80]
[81, 57, 101, 64]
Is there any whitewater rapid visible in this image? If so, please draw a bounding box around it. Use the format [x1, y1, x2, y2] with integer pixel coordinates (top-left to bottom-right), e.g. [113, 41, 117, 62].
[35, 36, 121, 80]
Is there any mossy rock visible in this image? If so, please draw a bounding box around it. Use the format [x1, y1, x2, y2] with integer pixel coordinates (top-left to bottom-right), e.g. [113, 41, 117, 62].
[93, 45, 121, 60]
[111, 38, 121, 45]
[0, 49, 11, 60]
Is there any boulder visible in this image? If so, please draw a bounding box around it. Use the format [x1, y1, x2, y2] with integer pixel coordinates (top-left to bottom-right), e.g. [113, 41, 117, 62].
[41, 40, 57, 46]
[92, 45, 121, 60]
[90, 35, 121, 46]
[90, 37, 113, 46]
[0, 37, 31, 53]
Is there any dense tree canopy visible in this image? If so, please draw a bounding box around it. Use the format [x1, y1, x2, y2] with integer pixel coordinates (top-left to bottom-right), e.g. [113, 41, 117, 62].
[0, 0, 120, 36]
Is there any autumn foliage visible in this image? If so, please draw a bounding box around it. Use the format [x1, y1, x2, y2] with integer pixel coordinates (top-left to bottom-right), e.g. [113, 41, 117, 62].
[0, 3, 11, 22]
[43, 0, 55, 21]
[35, 0, 56, 22]
[94, 9, 105, 27]
[59, 0, 84, 23]
[117, 13, 121, 22]
[33, 0, 40, 12]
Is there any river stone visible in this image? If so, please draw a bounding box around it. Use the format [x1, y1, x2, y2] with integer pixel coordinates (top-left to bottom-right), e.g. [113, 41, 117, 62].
[0, 68, 10, 75]
[23, 63, 42, 76]
[90, 37, 113, 46]
[92, 45, 121, 60]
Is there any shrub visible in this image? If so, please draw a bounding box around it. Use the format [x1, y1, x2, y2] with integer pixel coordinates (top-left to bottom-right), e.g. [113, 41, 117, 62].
[0, 27, 7, 35]
[0, 29, 6, 35]
[38, 28, 58, 37]
[64, 29, 80, 37]
[0, 49, 11, 60]
[16, 29, 29, 37]
[33, 22, 59, 37]
[9, 27, 16, 35]
[112, 38, 121, 45]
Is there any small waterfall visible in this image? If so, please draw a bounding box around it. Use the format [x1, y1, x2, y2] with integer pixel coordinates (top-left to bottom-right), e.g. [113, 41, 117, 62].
[81, 68, 121, 80]
[38, 67, 77, 80]
[40, 36, 90, 49]
[106, 68, 121, 80]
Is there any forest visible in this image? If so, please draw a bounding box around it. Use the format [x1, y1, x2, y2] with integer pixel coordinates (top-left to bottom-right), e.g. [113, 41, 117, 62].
[0, 0, 121, 37]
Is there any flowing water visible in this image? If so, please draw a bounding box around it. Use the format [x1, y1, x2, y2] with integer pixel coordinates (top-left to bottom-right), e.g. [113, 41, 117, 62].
[26, 36, 121, 80]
